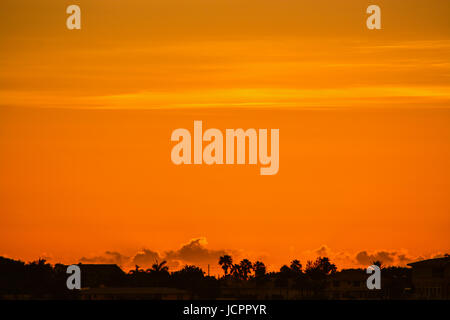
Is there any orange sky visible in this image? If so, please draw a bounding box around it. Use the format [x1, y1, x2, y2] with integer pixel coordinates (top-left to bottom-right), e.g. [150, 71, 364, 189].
[0, 0, 449, 273]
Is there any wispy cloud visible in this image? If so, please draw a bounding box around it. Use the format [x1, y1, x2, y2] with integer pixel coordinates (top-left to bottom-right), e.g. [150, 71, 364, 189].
[3, 85, 448, 110]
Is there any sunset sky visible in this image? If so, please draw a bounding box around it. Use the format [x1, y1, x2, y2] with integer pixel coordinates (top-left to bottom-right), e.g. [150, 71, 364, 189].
[1, 0, 449, 274]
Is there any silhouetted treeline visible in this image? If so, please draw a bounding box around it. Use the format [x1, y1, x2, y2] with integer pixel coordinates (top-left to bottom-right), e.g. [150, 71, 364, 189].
[0, 255, 413, 299]
[0, 257, 76, 298]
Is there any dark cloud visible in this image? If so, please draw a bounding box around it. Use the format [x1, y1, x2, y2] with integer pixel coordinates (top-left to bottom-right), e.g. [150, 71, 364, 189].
[356, 251, 394, 265]
[164, 238, 228, 265]
[132, 249, 161, 266]
[355, 251, 449, 267]
[397, 254, 413, 264]
[79, 251, 129, 266]
[78, 238, 231, 271]
[315, 245, 330, 257]
[306, 246, 448, 269]
[78, 241, 442, 272]
[355, 250, 414, 266]
[432, 253, 449, 259]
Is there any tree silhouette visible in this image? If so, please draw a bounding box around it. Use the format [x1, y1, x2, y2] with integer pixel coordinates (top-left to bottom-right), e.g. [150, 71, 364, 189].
[253, 261, 266, 278]
[231, 264, 243, 280]
[0, 254, 420, 300]
[148, 260, 169, 274]
[218, 255, 233, 277]
[129, 265, 144, 274]
[171, 265, 204, 284]
[372, 260, 383, 269]
[290, 260, 302, 275]
[305, 257, 337, 279]
[239, 259, 253, 280]
[279, 265, 291, 274]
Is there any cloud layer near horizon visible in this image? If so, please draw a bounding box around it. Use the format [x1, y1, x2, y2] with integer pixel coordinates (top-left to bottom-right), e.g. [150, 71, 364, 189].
[79, 238, 231, 271]
[77, 238, 449, 272]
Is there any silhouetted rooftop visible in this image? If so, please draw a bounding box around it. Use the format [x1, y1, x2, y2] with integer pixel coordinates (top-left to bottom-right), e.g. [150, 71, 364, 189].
[407, 257, 450, 268]
[77, 264, 124, 273]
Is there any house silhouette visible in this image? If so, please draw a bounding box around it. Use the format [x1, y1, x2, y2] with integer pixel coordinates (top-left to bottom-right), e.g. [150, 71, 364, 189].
[408, 256, 450, 300]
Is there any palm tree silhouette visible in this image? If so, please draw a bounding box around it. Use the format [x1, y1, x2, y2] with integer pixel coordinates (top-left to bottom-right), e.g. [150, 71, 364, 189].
[218, 255, 233, 276]
[305, 257, 337, 277]
[231, 263, 243, 279]
[129, 264, 143, 274]
[290, 260, 302, 274]
[239, 259, 253, 280]
[253, 261, 266, 278]
[372, 260, 383, 269]
[148, 260, 169, 273]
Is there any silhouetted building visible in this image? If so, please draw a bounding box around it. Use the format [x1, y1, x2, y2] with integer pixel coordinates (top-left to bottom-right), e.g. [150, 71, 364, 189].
[327, 269, 365, 299]
[77, 264, 126, 288]
[408, 257, 450, 300]
[79, 287, 193, 300]
[218, 278, 315, 300]
[219, 286, 303, 300]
